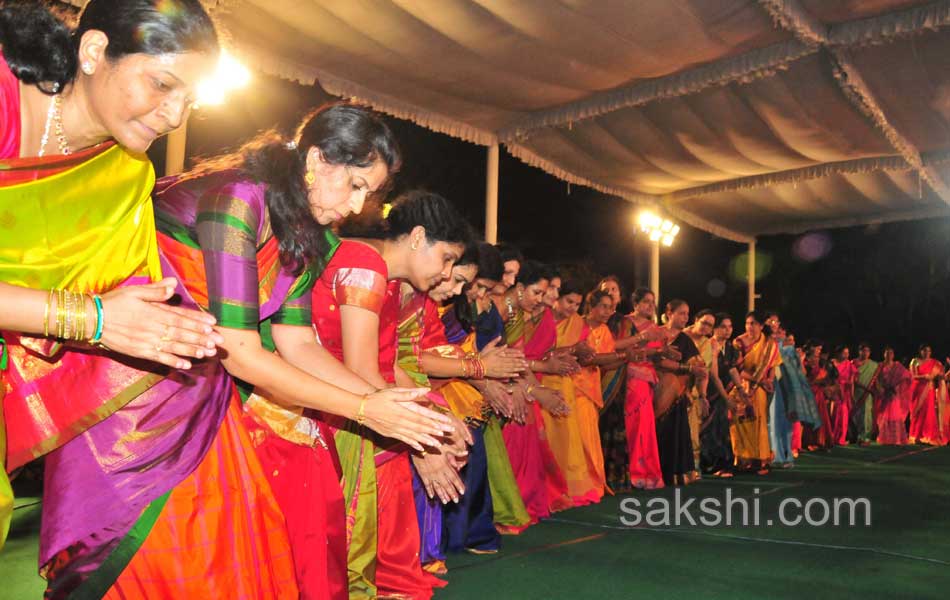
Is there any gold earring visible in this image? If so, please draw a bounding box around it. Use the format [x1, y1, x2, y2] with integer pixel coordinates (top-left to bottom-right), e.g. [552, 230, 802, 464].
[410, 240, 419, 251]
[304, 171, 316, 185]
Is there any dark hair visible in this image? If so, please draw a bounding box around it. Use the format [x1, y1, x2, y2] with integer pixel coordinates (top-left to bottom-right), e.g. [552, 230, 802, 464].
[585, 288, 612, 313]
[516, 260, 549, 286]
[666, 299, 688, 314]
[383, 190, 472, 248]
[714, 312, 732, 327]
[858, 342, 871, 351]
[497, 244, 523, 265]
[746, 309, 772, 337]
[918, 344, 931, 353]
[693, 309, 714, 322]
[469, 242, 503, 282]
[631, 286, 654, 306]
[189, 103, 400, 274]
[558, 280, 583, 298]
[455, 242, 479, 268]
[0, 0, 218, 94]
[764, 309, 780, 320]
[834, 345, 849, 358]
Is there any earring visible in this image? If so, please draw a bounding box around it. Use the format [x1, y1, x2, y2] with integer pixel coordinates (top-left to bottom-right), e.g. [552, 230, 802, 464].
[304, 171, 316, 185]
[516, 289, 524, 301]
[410, 240, 419, 251]
[82, 62, 93, 74]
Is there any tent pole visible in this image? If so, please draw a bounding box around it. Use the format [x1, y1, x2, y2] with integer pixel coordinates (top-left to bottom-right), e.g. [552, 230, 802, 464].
[165, 120, 188, 176]
[748, 239, 756, 312]
[485, 144, 499, 243]
[650, 241, 660, 304]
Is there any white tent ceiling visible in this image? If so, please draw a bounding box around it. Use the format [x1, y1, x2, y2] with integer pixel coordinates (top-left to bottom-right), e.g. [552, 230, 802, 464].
[76, 0, 950, 242]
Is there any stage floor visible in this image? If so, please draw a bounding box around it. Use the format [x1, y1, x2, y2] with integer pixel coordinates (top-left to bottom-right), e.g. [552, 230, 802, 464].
[4, 444, 949, 599]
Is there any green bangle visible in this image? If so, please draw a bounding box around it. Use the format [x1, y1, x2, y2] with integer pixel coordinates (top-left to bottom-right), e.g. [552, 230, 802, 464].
[90, 295, 104, 344]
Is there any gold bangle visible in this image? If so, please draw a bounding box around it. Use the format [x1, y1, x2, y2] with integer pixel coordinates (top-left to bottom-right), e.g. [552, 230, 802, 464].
[44, 289, 54, 337]
[57, 289, 67, 339]
[356, 394, 368, 426]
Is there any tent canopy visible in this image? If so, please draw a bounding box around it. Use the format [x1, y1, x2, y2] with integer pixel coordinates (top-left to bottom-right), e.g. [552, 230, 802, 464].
[205, 1, 950, 241]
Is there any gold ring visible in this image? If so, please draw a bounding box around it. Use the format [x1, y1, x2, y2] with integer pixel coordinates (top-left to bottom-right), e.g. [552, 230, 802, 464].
[155, 343, 164, 353]
[161, 325, 171, 341]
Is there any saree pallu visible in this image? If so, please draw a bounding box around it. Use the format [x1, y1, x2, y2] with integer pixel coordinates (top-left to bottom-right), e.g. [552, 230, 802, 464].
[242, 397, 347, 600]
[0, 146, 163, 554]
[540, 314, 600, 507]
[654, 332, 698, 486]
[41, 240, 301, 598]
[730, 336, 781, 466]
[877, 364, 911, 445]
[909, 359, 941, 445]
[503, 309, 570, 521]
[771, 345, 819, 464]
[570, 323, 610, 504]
[483, 415, 531, 533]
[626, 322, 666, 489]
[850, 360, 879, 443]
[599, 314, 631, 491]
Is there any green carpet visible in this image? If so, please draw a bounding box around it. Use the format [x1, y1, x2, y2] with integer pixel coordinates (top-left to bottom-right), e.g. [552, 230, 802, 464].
[3, 445, 948, 598]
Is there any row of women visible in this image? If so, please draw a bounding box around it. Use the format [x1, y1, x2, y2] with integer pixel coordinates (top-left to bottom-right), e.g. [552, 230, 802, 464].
[797, 342, 950, 449]
[0, 1, 600, 598]
[0, 1, 694, 598]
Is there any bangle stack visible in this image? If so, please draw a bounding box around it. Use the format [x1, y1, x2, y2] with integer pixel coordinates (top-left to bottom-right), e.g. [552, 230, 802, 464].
[461, 353, 486, 379]
[44, 289, 103, 344]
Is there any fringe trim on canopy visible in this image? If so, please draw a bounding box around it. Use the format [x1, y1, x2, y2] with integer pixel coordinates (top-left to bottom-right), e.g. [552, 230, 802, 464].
[757, 0, 828, 45]
[668, 155, 915, 201]
[830, 0, 950, 48]
[228, 46, 498, 146]
[755, 205, 950, 236]
[499, 39, 816, 141]
[830, 49, 950, 204]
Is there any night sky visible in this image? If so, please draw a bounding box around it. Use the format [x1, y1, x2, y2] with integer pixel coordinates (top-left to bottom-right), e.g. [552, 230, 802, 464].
[148, 73, 950, 363]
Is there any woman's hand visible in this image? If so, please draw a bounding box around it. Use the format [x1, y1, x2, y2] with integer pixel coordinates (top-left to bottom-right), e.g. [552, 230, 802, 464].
[543, 352, 581, 376]
[440, 412, 474, 468]
[508, 383, 530, 424]
[480, 337, 528, 378]
[360, 388, 455, 451]
[412, 449, 466, 504]
[481, 379, 514, 418]
[98, 278, 223, 369]
[533, 386, 569, 417]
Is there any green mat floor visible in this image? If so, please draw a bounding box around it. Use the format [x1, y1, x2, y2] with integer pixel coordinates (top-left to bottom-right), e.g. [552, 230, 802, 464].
[3, 445, 948, 599]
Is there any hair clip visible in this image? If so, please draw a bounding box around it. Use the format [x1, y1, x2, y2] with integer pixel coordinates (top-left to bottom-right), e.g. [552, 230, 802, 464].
[286, 140, 298, 150]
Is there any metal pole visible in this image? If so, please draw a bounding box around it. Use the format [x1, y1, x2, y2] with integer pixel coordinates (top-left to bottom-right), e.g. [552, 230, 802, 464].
[485, 144, 499, 243]
[748, 239, 757, 312]
[165, 120, 188, 176]
[650, 241, 660, 303]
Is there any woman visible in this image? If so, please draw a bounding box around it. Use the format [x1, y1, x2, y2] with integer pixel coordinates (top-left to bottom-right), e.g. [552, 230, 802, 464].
[500, 261, 572, 522]
[701, 313, 740, 477]
[312, 190, 472, 600]
[803, 345, 836, 451]
[832, 346, 856, 445]
[654, 299, 705, 486]
[0, 0, 223, 549]
[876, 347, 911, 445]
[398, 246, 524, 571]
[542, 282, 604, 506]
[49, 104, 457, 599]
[909, 345, 942, 445]
[851, 343, 879, 444]
[594, 275, 632, 490]
[729, 310, 780, 475]
[446, 248, 532, 535]
[619, 288, 668, 489]
[573, 288, 627, 500]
